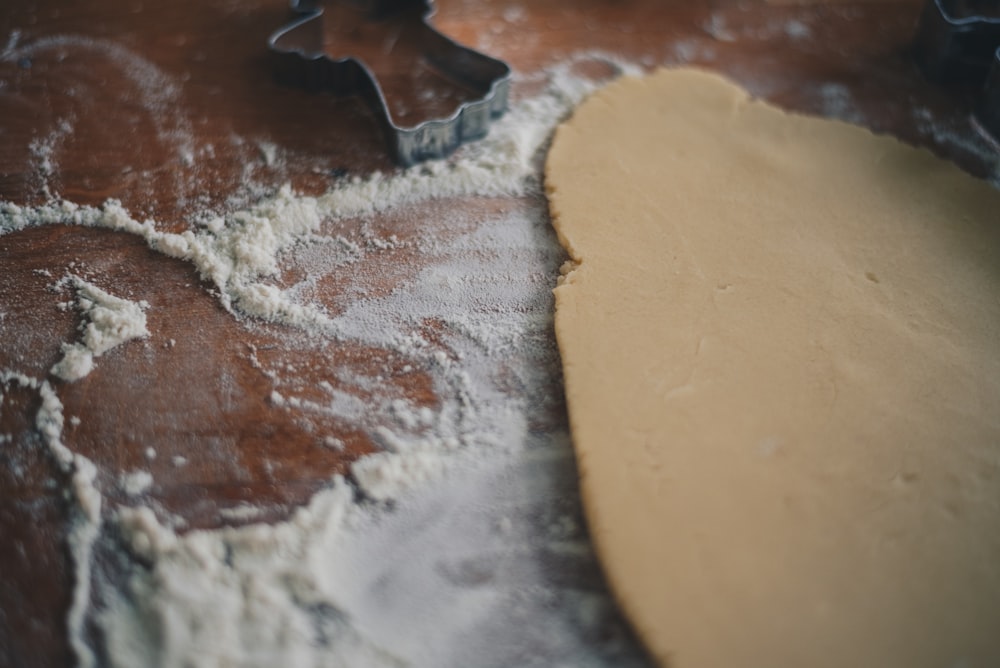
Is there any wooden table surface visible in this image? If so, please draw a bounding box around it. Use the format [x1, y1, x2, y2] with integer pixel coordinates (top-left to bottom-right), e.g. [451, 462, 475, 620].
[1, 0, 997, 665]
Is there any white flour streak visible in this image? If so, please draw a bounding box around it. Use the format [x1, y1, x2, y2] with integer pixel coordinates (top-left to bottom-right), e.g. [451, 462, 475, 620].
[0, 371, 103, 668]
[0, 54, 639, 332]
[28, 117, 74, 197]
[2, 34, 198, 200]
[0, 54, 650, 667]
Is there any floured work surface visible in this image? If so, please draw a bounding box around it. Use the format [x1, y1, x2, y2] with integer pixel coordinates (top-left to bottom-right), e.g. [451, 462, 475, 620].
[4, 0, 1000, 664]
[546, 68, 1000, 668]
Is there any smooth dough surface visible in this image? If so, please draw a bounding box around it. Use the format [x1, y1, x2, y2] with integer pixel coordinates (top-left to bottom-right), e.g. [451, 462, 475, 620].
[545, 68, 1000, 668]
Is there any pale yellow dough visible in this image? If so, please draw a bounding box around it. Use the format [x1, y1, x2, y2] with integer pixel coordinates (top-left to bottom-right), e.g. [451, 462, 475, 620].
[545, 68, 1000, 668]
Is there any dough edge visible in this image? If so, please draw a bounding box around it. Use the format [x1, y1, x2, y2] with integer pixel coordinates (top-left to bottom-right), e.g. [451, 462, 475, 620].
[545, 67, 1000, 668]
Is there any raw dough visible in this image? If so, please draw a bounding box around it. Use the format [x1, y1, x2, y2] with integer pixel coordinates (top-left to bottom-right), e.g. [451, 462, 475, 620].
[545, 68, 1000, 668]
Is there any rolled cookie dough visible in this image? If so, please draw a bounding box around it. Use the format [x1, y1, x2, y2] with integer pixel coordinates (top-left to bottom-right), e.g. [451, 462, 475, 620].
[545, 68, 1000, 668]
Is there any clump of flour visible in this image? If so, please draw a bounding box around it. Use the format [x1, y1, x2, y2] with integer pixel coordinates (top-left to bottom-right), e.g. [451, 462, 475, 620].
[50, 276, 149, 382]
[119, 470, 153, 497]
[351, 449, 447, 501]
[0, 53, 650, 668]
[100, 480, 409, 667]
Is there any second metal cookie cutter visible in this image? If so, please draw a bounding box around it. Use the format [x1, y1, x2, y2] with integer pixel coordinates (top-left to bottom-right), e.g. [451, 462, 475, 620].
[977, 48, 1000, 143]
[913, 0, 1000, 142]
[269, 0, 512, 166]
[914, 0, 1000, 82]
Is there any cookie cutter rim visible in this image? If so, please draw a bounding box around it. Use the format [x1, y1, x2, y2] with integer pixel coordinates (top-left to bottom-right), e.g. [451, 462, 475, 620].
[268, 0, 512, 166]
[974, 47, 1000, 144]
[914, 0, 1000, 82]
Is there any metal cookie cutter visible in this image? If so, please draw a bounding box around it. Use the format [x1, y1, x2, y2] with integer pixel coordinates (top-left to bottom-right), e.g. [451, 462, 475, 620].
[269, 0, 512, 166]
[976, 48, 1000, 142]
[914, 0, 1000, 82]
[914, 0, 1000, 142]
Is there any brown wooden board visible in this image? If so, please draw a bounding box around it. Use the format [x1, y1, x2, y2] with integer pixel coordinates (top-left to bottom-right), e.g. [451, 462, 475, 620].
[1, 0, 996, 664]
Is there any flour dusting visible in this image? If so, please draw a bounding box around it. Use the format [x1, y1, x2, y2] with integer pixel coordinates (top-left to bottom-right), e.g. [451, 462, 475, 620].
[2, 34, 200, 205]
[28, 117, 74, 198]
[1, 371, 103, 668]
[1, 54, 641, 332]
[0, 54, 651, 668]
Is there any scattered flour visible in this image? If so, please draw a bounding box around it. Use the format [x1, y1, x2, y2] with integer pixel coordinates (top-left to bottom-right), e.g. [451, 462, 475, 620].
[702, 13, 738, 42]
[50, 276, 150, 382]
[817, 81, 867, 125]
[28, 117, 74, 198]
[119, 469, 154, 497]
[6, 34, 997, 666]
[0, 53, 641, 330]
[256, 140, 280, 168]
[0, 370, 103, 668]
[785, 19, 811, 40]
[0, 54, 649, 667]
[502, 5, 527, 23]
[102, 480, 412, 668]
[323, 435, 345, 451]
[2, 34, 201, 206]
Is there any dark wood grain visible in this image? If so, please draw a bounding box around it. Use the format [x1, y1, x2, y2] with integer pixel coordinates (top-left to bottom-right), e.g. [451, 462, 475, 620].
[1, 0, 995, 665]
